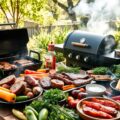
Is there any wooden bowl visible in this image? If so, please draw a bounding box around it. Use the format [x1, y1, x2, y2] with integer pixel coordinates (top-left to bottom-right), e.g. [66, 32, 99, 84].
[76, 97, 120, 120]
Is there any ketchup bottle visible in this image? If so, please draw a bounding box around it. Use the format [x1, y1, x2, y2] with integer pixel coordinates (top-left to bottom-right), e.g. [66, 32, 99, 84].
[45, 42, 56, 69]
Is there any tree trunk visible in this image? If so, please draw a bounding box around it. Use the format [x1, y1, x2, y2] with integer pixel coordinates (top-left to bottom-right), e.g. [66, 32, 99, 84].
[68, 13, 78, 30]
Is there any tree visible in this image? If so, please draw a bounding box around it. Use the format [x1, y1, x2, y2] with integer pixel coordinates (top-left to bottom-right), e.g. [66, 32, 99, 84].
[0, 0, 47, 27]
[52, 0, 80, 29]
[0, 0, 28, 28]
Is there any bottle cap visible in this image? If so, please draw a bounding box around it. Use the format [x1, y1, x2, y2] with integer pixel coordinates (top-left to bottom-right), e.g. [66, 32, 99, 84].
[48, 42, 55, 51]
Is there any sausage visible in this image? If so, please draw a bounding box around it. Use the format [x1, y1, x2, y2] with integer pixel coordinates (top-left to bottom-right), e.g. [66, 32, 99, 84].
[25, 76, 39, 86]
[0, 75, 16, 85]
[40, 77, 51, 89]
[51, 79, 64, 89]
[10, 81, 25, 95]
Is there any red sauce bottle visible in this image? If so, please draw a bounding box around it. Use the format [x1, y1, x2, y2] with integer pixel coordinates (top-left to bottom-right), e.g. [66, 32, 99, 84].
[45, 42, 56, 69]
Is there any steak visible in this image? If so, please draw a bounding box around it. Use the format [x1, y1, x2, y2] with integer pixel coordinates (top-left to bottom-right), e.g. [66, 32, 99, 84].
[73, 78, 93, 87]
[10, 81, 25, 94]
[51, 79, 64, 89]
[40, 77, 51, 89]
[0, 75, 16, 85]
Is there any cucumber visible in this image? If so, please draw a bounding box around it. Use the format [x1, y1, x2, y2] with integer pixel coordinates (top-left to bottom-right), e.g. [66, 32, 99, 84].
[12, 109, 27, 120]
[39, 108, 48, 120]
[25, 109, 38, 120]
[25, 106, 38, 117]
[16, 96, 28, 102]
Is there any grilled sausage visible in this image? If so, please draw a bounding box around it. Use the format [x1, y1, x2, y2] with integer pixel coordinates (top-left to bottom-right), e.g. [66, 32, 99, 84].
[0, 75, 16, 85]
[25, 76, 39, 86]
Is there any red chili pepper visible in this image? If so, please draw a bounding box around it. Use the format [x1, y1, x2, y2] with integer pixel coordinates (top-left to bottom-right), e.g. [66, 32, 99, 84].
[24, 69, 43, 74]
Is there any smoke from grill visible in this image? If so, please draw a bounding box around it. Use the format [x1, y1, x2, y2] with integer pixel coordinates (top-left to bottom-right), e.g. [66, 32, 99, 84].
[72, 0, 120, 34]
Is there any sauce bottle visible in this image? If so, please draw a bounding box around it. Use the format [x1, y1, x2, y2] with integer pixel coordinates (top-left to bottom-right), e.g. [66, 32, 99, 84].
[45, 42, 56, 69]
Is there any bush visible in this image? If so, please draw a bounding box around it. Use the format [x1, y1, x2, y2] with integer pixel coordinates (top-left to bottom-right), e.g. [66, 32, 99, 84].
[28, 27, 71, 63]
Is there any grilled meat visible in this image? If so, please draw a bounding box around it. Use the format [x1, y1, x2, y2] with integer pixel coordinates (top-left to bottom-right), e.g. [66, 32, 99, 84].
[0, 75, 16, 85]
[40, 77, 51, 89]
[51, 79, 64, 89]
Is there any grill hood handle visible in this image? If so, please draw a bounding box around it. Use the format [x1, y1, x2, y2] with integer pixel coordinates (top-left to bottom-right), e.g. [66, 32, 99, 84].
[72, 42, 89, 48]
[29, 50, 40, 61]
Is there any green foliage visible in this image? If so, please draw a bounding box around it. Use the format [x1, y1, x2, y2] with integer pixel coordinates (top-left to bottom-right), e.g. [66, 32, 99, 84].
[28, 27, 71, 62]
[93, 67, 108, 75]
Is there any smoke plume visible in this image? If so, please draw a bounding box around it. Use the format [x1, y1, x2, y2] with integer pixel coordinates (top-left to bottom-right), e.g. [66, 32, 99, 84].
[72, 0, 120, 34]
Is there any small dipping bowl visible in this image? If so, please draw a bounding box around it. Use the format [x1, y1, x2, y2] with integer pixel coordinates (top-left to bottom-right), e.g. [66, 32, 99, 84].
[110, 80, 120, 95]
[86, 84, 106, 96]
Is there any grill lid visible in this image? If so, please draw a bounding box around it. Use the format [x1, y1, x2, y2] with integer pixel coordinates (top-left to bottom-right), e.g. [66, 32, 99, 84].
[64, 30, 115, 55]
[0, 28, 29, 57]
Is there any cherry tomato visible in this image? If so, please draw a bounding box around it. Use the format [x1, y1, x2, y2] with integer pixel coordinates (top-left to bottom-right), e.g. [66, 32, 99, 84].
[79, 88, 86, 92]
[67, 96, 74, 102]
[68, 99, 80, 108]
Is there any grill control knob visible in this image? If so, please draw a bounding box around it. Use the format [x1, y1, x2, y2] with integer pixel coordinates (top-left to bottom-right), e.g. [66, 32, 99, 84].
[76, 55, 80, 60]
[84, 56, 89, 63]
[68, 53, 72, 58]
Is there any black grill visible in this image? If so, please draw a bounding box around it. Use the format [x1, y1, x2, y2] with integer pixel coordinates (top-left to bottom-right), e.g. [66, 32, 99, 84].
[0, 28, 42, 77]
[55, 30, 120, 69]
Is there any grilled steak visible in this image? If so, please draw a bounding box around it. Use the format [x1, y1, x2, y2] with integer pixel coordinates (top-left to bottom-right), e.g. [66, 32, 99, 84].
[62, 72, 88, 80]
[51, 79, 64, 89]
[40, 77, 51, 89]
[0, 75, 16, 85]
[50, 74, 73, 85]
[73, 78, 93, 87]
[10, 81, 25, 94]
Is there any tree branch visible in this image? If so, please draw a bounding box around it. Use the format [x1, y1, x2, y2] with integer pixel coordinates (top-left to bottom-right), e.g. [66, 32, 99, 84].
[52, 0, 68, 12]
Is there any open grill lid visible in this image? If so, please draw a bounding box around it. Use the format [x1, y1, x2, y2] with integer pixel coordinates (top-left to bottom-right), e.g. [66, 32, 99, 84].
[64, 30, 115, 55]
[0, 28, 29, 58]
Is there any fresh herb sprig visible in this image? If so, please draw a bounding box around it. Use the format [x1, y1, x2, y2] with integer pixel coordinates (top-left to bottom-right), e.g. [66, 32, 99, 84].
[43, 89, 68, 104]
[93, 67, 108, 75]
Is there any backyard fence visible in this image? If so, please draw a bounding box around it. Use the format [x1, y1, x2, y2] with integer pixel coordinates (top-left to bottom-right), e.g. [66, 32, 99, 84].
[24, 21, 80, 37]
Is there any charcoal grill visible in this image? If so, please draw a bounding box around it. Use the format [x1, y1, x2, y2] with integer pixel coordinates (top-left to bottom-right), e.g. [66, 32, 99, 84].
[55, 30, 120, 69]
[0, 28, 42, 77]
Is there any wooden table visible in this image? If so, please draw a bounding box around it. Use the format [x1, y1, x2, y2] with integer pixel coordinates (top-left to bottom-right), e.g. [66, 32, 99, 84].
[0, 105, 23, 120]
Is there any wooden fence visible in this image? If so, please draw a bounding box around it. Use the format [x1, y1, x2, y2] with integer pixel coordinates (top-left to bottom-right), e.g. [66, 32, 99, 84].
[25, 21, 80, 37]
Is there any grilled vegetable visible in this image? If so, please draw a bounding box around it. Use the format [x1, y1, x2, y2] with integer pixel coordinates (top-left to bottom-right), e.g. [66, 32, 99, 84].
[93, 67, 108, 75]
[12, 109, 27, 120]
[0, 89, 16, 102]
[62, 84, 75, 91]
[16, 96, 28, 102]
[39, 108, 48, 120]
[0, 86, 11, 92]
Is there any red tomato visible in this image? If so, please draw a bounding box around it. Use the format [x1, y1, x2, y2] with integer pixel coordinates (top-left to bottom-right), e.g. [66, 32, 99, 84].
[68, 99, 80, 108]
[67, 96, 74, 102]
[79, 88, 86, 92]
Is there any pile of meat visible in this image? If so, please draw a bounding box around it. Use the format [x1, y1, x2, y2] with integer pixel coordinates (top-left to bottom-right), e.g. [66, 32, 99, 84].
[14, 59, 34, 66]
[40, 72, 93, 89]
[0, 75, 42, 98]
[0, 62, 17, 71]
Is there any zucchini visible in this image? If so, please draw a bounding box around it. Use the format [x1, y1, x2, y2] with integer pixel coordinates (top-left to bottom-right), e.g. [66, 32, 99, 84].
[39, 108, 48, 120]
[16, 96, 28, 102]
[12, 109, 27, 120]
[25, 106, 38, 117]
[25, 109, 37, 120]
